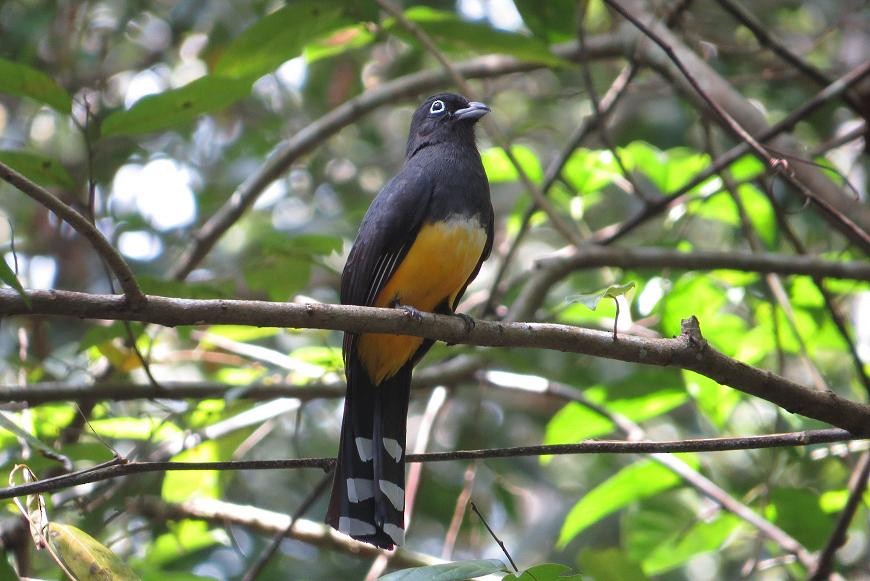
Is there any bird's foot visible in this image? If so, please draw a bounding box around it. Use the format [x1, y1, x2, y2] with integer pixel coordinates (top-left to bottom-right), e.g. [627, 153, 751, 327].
[455, 313, 476, 335]
[397, 304, 423, 322]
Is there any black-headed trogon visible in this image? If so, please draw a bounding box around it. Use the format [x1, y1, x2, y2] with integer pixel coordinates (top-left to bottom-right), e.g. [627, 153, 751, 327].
[326, 93, 493, 549]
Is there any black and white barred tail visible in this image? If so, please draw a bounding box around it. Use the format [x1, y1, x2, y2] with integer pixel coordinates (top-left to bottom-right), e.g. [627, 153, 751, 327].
[326, 357, 411, 549]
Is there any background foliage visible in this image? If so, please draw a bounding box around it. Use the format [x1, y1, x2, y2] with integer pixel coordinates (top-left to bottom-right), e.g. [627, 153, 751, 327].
[0, 0, 868, 579]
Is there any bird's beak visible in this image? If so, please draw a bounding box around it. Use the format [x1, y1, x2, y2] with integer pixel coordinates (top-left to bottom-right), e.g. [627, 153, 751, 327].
[454, 101, 490, 121]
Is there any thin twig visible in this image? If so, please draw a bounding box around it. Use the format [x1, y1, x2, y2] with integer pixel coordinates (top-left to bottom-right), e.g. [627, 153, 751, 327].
[594, 45, 870, 248]
[0, 161, 145, 307]
[0, 429, 857, 500]
[470, 502, 518, 572]
[811, 452, 870, 579]
[241, 470, 334, 581]
[713, 0, 863, 115]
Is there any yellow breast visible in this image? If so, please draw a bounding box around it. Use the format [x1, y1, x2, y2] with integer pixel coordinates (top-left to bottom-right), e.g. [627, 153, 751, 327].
[356, 216, 487, 385]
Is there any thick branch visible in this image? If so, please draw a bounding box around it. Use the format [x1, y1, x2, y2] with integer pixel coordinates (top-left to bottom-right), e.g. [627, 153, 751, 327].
[0, 162, 145, 307]
[3, 289, 870, 435]
[534, 246, 870, 281]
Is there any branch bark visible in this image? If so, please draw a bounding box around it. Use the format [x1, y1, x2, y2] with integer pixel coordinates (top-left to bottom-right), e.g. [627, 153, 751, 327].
[3, 289, 870, 435]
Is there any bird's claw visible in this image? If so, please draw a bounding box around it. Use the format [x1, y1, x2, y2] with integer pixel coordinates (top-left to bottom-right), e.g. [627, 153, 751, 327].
[397, 304, 423, 322]
[455, 313, 476, 334]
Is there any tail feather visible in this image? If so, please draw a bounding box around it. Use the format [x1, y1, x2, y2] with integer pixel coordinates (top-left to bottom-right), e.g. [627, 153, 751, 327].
[327, 357, 412, 549]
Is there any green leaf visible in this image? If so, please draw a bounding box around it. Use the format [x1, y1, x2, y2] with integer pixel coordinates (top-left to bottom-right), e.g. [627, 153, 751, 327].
[639, 514, 741, 575]
[659, 274, 747, 357]
[562, 149, 621, 196]
[567, 282, 635, 310]
[543, 387, 687, 460]
[0, 57, 72, 112]
[0, 150, 74, 189]
[162, 442, 221, 503]
[513, 0, 576, 42]
[48, 523, 140, 580]
[79, 321, 137, 352]
[214, 0, 370, 80]
[0, 411, 65, 462]
[558, 457, 697, 546]
[379, 559, 509, 581]
[578, 548, 646, 581]
[683, 370, 740, 428]
[101, 75, 252, 136]
[765, 487, 834, 550]
[390, 8, 564, 66]
[304, 24, 376, 62]
[619, 142, 712, 194]
[737, 183, 777, 247]
[504, 563, 583, 581]
[147, 519, 223, 566]
[88, 417, 182, 441]
[481, 145, 543, 184]
[0, 252, 29, 307]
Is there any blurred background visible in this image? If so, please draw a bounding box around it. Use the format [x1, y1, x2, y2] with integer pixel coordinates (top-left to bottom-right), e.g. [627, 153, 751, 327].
[0, 0, 868, 579]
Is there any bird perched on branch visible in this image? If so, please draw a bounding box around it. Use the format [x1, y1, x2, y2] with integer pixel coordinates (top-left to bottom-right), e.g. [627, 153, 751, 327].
[326, 93, 493, 549]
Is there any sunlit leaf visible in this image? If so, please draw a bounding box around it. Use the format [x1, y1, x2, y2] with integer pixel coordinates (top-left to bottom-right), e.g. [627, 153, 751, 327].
[567, 281, 635, 310]
[0, 150, 74, 189]
[619, 142, 712, 194]
[389, 7, 564, 66]
[88, 417, 182, 441]
[765, 487, 834, 550]
[379, 559, 509, 581]
[543, 387, 687, 461]
[48, 523, 140, 580]
[481, 145, 543, 184]
[162, 441, 221, 502]
[683, 370, 740, 428]
[148, 519, 224, 566]
[0, 411, 67, 463]
[562, 148, 621, 196]
[214, 0, 373, 80]
[0, 57, 72, 112]
[558, 456, 697, 546]
[101, 76, 252, 136]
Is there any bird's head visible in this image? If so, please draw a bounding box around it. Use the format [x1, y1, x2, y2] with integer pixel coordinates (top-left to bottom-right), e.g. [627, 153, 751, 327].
[406, 93, 490, 157]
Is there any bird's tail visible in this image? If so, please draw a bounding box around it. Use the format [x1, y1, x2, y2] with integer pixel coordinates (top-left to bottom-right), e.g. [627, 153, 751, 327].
[326, 357, 411, 549]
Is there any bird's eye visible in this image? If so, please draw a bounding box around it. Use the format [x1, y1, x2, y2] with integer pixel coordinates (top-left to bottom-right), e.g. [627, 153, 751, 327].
[429, 100, 446, 115]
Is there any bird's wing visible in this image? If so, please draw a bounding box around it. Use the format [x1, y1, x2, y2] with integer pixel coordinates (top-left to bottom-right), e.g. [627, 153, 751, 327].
[340, 164, 433, 310]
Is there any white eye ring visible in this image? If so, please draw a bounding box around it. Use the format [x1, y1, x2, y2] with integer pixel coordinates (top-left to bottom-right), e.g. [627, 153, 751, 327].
[429, 100, 445, 115]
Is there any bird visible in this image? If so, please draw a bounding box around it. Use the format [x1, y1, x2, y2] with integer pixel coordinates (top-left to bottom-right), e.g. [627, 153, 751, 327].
[326, 93, 493, 549]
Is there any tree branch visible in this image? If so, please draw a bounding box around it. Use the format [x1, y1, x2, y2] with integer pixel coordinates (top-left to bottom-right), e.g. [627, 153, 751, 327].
[129, 496, 441, 569]
[168, 36, 624, 280]
[3, 290, 869, 434]
[532, 246, 870, 282]
[0, 429, 855, 500]
[600, 0, 870, 250]
[0, 162, 145, 308]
